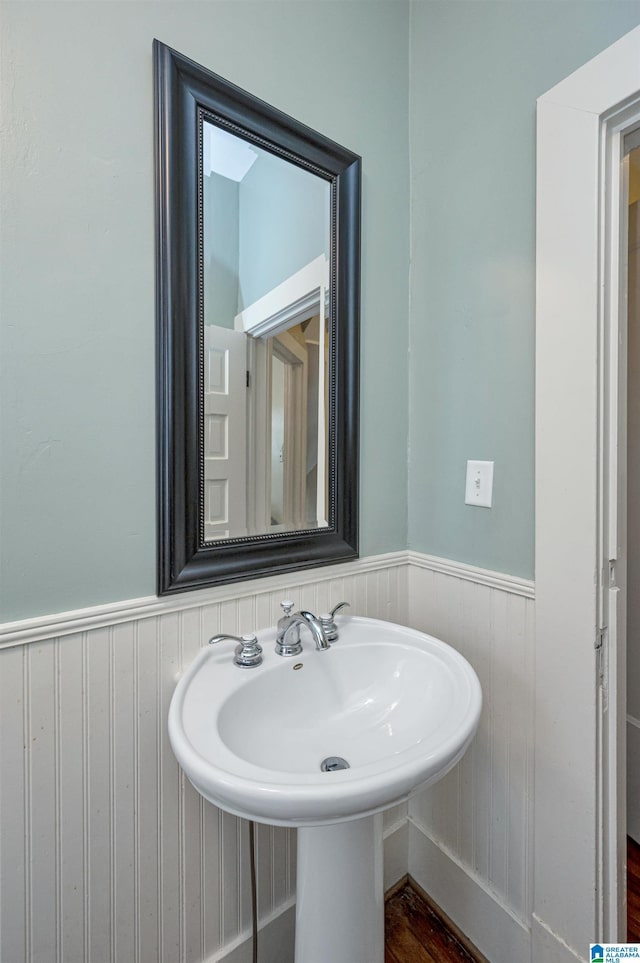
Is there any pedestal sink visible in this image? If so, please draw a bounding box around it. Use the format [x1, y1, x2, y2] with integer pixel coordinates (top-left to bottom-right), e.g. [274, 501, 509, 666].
[168, 615, 482, 963]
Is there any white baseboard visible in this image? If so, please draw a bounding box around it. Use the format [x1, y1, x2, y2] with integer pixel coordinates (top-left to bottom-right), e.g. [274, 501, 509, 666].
[407, 820, 530, 963]
[210, 901, 296, 963]
[384, 817, 409, 892]
[531, 914, 586, 963]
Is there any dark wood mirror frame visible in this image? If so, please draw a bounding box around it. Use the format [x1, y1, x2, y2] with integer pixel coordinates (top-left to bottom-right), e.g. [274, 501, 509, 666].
[154, 41, 360, 595]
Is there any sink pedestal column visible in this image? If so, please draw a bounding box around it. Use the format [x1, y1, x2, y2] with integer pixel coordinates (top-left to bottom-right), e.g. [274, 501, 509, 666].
[294, 812, 384, 963]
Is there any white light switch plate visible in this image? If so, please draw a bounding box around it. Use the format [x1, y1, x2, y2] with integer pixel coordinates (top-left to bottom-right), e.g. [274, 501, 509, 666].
[465, 460, 494, 508]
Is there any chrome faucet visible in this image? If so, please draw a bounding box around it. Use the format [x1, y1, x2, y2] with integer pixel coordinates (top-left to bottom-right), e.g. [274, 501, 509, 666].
[275, 601, 329, 656]
[208, 633, 263, 668]
[319, 602, 350, 642]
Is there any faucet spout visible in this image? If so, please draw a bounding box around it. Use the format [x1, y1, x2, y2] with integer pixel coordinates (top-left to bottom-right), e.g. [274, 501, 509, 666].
[276, 610, 329, 655]
[298, 611, 330, 650]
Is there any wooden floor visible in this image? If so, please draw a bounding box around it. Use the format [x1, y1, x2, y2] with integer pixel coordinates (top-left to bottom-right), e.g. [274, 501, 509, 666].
[385, 845, 640, 961]
[385, 882, 486, 963]
[630, 835, 640, 942]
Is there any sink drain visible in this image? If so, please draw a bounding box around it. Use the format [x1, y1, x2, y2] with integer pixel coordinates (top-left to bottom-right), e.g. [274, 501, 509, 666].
[321, 756, 350, 772]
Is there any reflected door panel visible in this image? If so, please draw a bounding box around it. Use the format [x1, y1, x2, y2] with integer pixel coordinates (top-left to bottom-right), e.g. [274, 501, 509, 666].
[203, 325, 247, 539]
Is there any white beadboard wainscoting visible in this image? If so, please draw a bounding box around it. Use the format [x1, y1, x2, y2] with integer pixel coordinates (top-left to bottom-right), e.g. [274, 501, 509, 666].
[406, 553, 536, 963]
[0, 551, 537, 963]
[0, 554, 409, 963]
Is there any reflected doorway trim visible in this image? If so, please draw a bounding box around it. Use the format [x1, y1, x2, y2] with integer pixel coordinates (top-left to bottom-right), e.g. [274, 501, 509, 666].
[270, 332, 308, 531]
[237, 256, 329, 537]
[234, 254, 329, 339]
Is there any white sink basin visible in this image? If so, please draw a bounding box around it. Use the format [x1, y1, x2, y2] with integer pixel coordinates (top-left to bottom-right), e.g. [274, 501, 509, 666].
[169, 616, 482, 827]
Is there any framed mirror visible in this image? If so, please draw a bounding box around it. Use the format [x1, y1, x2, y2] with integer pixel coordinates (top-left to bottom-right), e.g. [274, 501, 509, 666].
[154, 41, 361, 595]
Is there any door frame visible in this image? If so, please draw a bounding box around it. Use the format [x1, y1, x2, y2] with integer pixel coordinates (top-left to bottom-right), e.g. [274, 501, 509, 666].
[536, 24, 640, 952]
[272, 330, 309, 530]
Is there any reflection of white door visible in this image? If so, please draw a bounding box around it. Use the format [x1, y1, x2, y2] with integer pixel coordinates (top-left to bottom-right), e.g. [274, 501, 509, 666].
[203, 325, 247, 539]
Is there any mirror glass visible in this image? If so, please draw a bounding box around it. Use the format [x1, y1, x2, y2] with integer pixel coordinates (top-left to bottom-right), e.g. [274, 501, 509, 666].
[202, 121, 331, 539]
[154, 40, 360, 595]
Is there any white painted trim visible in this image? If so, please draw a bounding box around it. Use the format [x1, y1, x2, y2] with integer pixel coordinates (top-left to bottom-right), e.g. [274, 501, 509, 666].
[383, 819, 409, 895]
[625, 126, 640, 152]
[407, 572, 534, 949]
[234, 255, 329, 340]
[207, 899, 295, 963]
[597, 96, 640, 944]
[536, 22, 640, 949]
[530, 915, 587, 963]
[537, 25, 640, 114]
[383, 809, 409, 841]
[407, 820, 530, 963]
[0, 551, 409, 648]
[0, 551, 535, 648]
[407, 551, 535, 599]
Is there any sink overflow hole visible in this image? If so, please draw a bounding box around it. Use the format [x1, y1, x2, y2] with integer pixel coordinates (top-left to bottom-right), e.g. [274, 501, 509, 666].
[321, 756, 350, 772]
[293, 663, 303, 671]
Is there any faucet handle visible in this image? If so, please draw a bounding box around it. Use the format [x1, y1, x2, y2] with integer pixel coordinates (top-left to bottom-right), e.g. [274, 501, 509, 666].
[209, 633, 245, 645]
[209, 633, 263, 668]
[233, 634, 263, 668]
[319, 602, 350, 643]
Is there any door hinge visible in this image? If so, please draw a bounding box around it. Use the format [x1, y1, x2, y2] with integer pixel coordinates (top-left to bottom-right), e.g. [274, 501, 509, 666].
[596, 626, 606, 692]
[246, 370, 250, 388]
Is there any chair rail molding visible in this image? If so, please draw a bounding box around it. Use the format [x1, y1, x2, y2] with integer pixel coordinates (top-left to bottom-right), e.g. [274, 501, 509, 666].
[0, 551, 409, 649]
[0, 551, 535, 649]
[407, 551, 534, 599]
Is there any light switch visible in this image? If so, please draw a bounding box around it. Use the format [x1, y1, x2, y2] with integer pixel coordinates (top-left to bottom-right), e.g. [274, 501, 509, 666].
[465, 460, 494, 508]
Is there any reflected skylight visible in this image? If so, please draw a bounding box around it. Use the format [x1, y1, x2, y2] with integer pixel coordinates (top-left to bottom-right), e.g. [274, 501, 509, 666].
[203, 123, 258, 182]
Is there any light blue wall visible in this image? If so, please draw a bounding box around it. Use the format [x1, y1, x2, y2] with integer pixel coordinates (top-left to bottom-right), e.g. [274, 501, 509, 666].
[0, 0, 410, 620]
[238, 147, 329, 311]
[408, 0, 640, 580]
[203, 172, 239, 328]
[204, 145, 329, 326]
[7, 1, 640, 621]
